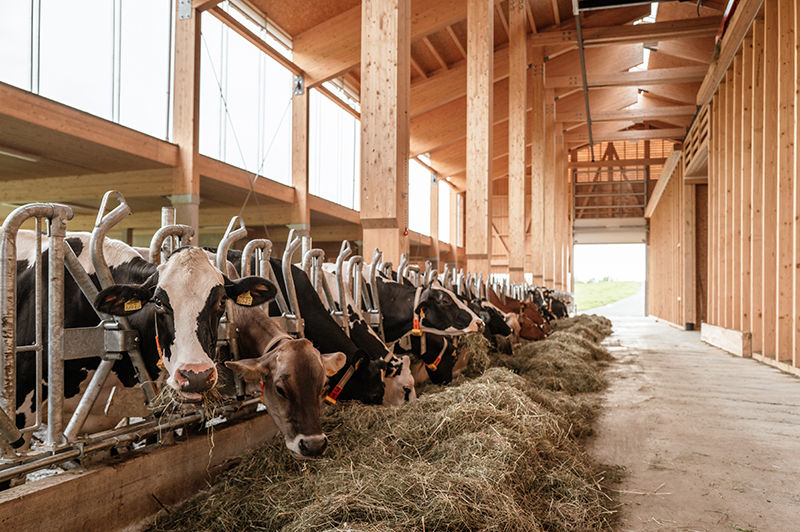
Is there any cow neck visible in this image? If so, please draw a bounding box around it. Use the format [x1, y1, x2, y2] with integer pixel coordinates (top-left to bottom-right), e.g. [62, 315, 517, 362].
[262, 332, 293, 354]
[324, 358, 362, 405]
[380, 282, 418, 344]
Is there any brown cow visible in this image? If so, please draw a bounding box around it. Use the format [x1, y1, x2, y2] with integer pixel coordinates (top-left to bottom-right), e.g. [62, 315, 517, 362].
[487, 288, 551, 341]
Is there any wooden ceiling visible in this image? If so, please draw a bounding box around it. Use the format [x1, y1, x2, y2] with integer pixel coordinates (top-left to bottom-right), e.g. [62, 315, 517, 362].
[250, 0, 725, 191]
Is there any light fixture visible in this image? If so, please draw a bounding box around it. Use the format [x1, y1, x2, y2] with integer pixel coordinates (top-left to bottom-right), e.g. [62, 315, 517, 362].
[0, 146, 39, 163]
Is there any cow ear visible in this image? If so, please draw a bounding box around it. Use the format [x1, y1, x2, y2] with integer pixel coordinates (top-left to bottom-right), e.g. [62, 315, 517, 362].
[226, 276, 277, 307]
[225, 358, 268, 382]
[320, 352, 346, 377]
[94, 284, 153, 316]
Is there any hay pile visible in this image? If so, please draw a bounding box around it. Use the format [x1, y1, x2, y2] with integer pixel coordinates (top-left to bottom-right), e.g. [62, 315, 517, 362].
[151, 314, 616, 532]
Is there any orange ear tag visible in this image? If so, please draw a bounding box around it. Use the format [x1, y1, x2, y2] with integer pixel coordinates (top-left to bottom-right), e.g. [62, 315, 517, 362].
[411, 317, 422, 336]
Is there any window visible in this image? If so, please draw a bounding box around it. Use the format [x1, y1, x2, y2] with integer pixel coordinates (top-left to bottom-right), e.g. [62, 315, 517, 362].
[438, 179, 451, 243]
[456, 192, 464, 247]
[200, 10, 293, 184]
[0, 0, 173, 138]
[408, 159, 431, 235]
[309, 88, 360, 209]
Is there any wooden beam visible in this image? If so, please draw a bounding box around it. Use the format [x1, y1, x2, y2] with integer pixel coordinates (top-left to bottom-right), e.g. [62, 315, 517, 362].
[466, 0, 494, 274]
[208, 7, 302, 76]
[732, 53, 743, 331]
[308, 195, 361, 225]
[566, 127, 685, 144]
[172, 4, 202, 240]
[530, 53, 545, 285]
[740, 33, 753, 341]
[411, 56, 428, 79]
[508, 0, 526, 282]
[550, 0, 560, 25]
[750, 16, 764, 355]
[645, 150, 682, 218]
[359, 0, 410, 264]
[291, 87, 310, 230]
[530, 15, 721, 47]
[446, 25, 467, 58]
[525, 0, 536, 33]
[545, 66, 707, 89]
[559, 105, 697, 124]
[423, 37, 448, 70]
[198, 155, 295, 204]
[293, 0, 489, 86]
[697, 0, 764, 105]
[193, 0, 223, 12]
[762, 0, 777, 358]
[568, 157, 667, 168]
[776, 0, 793, 361]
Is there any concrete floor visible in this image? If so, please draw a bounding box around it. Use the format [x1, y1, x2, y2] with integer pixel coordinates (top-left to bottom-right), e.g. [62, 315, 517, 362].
[588, 318, 800, 532]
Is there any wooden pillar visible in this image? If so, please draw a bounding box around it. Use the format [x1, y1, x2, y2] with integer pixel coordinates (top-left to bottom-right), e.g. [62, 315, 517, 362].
[529, 51, 545, 286]
[762, 0, 778, 359]
[359, 0, 410, 265]
[751, 16, 764, 353]
[290, 86, 310, 234]
[710, 91, 719, 326]
[465, 0, 494, 275]
[724, 70, 733, 330]
[172, 6, 202, 242]
[776, 0, 794, 361]
[554, 130, 565, 290]
[543, 89, 555, 286]
[732, 53, 742, 332]
[507, 0, 526, 283]
[683, 179, 696, 327]
[430, 175, 440, 266]
[741, 34, 753, 337]
[795, 0, 800, 368]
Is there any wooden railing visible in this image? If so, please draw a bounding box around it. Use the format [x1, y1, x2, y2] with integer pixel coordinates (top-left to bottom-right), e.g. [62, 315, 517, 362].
[683, 103, 710, 180]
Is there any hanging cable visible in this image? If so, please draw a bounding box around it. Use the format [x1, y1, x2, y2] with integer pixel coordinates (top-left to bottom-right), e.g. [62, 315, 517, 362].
[201, 31, 294, 238]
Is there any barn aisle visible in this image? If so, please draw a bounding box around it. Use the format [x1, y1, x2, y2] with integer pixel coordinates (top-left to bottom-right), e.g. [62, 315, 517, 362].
[589, 317, 800, 532]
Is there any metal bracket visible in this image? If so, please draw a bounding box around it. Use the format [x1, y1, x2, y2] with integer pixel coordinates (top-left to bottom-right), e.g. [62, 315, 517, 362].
[178, 0, 192, 20]
[293, 75, 305, 95]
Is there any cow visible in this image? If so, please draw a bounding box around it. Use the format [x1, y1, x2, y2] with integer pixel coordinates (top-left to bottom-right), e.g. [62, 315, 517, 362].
[318, 264, 416, 406]
[216, 250, 388, 405]
[221, 304, 346, 458]
[488, 287, 551, 340]
[13, 230, 274, 436]
[530, 287, 558, 323]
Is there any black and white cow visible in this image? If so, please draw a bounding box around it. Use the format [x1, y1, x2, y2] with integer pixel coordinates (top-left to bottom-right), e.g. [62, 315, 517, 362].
[14, 231, 274, 434]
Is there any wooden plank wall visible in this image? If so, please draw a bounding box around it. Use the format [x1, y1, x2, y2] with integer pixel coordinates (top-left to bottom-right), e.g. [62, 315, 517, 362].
[652, 0, 800, 372]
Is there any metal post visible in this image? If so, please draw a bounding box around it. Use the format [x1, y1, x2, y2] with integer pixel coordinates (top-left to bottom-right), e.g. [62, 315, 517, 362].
[45, 214, 68, 447]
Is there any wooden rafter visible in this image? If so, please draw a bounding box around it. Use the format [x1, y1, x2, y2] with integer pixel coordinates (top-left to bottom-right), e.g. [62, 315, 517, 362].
[525, 0, 537, 33]
[423, 37, 448, 71]
[558, 105, 698, 123]
[545, 65, 708, 89]
[495, 3, 509, 37]
[565, 127, 686, 144]
[550, 0, 561, 25]
[446, 25, 467, 58]
[411, 56, 428, 79]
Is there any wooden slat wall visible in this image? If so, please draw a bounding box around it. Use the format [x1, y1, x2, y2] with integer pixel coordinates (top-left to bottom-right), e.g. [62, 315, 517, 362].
[652, 1, 800, 371]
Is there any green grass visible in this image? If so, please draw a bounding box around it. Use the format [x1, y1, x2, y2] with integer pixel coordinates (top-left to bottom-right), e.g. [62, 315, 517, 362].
[575, 281, 642, 311]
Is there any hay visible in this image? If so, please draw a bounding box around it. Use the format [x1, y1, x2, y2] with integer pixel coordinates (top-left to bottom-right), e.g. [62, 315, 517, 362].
[150, 313, 617, 532]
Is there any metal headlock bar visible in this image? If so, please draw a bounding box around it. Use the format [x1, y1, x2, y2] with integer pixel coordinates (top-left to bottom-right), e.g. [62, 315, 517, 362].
[279, 229, 304, 337]
[365, 248, 385, 340]
[149, 223, 194, 266]
[217, 217, 249, 398]
[333, 241, 353, 336]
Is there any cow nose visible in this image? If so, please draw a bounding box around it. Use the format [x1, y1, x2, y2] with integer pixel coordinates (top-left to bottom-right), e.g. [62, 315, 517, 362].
[176, 364, 217, 393]
[298, 434, 328, 456]
[403, 386, 412, 402]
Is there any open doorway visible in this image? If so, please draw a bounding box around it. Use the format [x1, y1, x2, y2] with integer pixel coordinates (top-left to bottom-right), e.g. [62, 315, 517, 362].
[573, 243, 646, 316]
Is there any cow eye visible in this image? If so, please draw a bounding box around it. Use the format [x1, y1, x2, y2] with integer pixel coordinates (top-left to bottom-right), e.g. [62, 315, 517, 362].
[275, 385, 288, 399]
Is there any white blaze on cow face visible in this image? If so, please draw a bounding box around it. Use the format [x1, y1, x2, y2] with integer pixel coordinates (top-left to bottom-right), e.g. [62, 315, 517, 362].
[382, 355, 416, 406]
[418, 285, 483, 336]
[155, 248, 224, 398]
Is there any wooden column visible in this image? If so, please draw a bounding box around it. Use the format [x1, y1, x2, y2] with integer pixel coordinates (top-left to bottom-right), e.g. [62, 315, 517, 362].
[732, 53, 742, 332]
[465, 0, 494, 275]
[529, 51, 545, 286]
[710, 91, 719, 326]
[751, 17, 764, 353]
[430, 175, 440, 266]
[762, 0, 778, 359]
[507, 0, 526, 283]
[554, 131, 565, 290]
[683, 179, 696, 327]
[776, 0, 794, 361]
[172, 7, 202, 242]
[741, 34, 753, 337]
[724, 70, 733, 330]
[543, 90, 555, 286]
[795, 0, 800, 367]
[359, 0, 410, 265]
[290, 86, 310, 233]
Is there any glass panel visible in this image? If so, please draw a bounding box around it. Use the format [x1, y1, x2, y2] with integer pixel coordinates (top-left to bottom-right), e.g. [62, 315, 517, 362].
[257, 51, 292, 185]
[118, 0, 171, 139]
[39, 0, 113, 119]
[438, 180, 451, 243]
[408, 159, 431, 236]
[309, 89, 360, 209]
[0, 0, 32, 90]
[199, 11, 224, 160]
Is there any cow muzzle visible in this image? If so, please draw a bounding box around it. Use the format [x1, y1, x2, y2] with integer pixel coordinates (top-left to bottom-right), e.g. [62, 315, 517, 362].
[297, 434, 328, 457]
[173, 364, 218, 397]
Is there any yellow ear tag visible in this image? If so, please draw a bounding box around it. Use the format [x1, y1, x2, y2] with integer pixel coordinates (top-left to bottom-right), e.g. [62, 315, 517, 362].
[420, 309, 425, 319]
[124, 299, 142, 312]
[237, 291, 253, 306]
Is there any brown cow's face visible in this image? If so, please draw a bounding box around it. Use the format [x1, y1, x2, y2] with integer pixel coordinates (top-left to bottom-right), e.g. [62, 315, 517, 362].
[225, 339, 345, 458]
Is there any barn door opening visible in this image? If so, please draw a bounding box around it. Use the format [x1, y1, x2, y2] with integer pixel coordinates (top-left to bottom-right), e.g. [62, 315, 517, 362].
[573, 243, 646, 316]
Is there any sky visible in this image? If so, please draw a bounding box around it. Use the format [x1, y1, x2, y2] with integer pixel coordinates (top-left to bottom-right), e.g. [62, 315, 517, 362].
[574, 243, 646, 282]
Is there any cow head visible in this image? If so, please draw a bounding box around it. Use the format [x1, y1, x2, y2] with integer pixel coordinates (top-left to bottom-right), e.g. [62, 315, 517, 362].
[413, 283, 483, 336]
[94, 247, 276, 402]
[467, 299, 512, 337]
[225, 338, 345, 458]
[382, 355, 416, 406]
